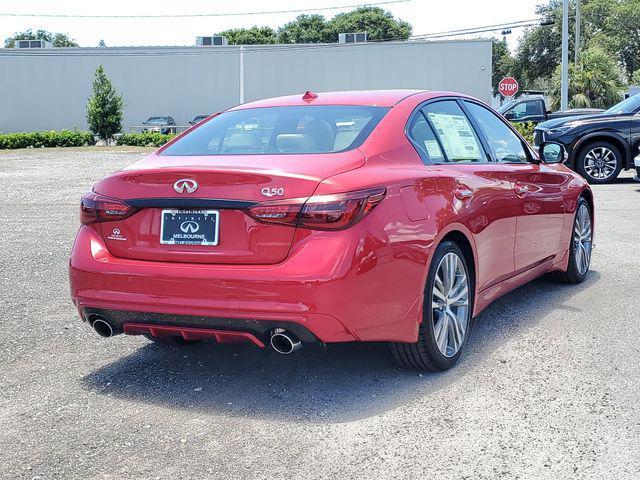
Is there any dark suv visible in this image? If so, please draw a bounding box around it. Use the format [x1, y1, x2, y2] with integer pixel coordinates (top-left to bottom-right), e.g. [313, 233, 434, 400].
[534, 94, 640, 184]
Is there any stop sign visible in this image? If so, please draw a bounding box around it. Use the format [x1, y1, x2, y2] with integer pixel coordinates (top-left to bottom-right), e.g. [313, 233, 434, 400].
[498, 77, 519, 97]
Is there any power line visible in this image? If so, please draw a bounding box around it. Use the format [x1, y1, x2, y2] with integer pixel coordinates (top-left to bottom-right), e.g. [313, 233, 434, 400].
[414, 18, 541, 39]
[0, 0, 411, 19]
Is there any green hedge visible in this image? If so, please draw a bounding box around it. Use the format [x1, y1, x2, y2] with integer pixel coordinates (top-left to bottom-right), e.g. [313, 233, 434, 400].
[116, 132, 175, 147]
[512, 122, 536, 145]
[0, 130, 95, 149]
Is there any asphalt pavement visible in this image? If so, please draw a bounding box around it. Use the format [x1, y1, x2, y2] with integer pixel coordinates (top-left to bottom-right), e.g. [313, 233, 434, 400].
[0, 147, 638, 479]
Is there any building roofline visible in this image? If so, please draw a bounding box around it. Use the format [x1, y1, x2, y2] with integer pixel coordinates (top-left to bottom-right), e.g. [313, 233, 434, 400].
[0, 38, 492, 56]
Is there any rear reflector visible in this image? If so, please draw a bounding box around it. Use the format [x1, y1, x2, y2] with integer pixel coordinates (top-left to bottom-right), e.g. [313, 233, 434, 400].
[246, 187, 386, 231]
[80, 192, 137, 224]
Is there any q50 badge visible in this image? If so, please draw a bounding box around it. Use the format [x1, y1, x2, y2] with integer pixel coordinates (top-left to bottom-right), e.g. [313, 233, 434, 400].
[261, 187, 285, 197]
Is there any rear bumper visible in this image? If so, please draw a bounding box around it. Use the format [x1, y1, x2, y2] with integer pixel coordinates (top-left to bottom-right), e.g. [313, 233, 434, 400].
[82, 307, 319, 345]
[69, 225, 424, 344]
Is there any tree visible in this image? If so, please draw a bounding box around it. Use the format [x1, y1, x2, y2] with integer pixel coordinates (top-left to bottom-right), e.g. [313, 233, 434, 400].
[326, 6, 411, 42]
[547, 45, 623, 110]
[277, 14, 330, 44]
[4, 29, 78, 48]
[86, 66, 124, 140]
[219, 26, 277, 45]
[511, 0, 639, 86]
[584, 0, 640, 78]
[512, 1, 570, 88]
[492, 39, 514, 94]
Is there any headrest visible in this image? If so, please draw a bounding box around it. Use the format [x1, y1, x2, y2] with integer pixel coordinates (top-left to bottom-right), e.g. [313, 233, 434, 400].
[276, 134, 318, 153]
[225, 132, 261, 148]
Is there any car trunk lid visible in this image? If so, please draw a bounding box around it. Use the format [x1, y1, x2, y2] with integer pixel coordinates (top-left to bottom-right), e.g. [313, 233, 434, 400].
[92, 151, 364, 264]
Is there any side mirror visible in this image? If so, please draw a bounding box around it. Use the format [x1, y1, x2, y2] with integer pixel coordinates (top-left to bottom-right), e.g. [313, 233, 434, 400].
[504, 111, 515, 120]
[541, 142, 567, 164]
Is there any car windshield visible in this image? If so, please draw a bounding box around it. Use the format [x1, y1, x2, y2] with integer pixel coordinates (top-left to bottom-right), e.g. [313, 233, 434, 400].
[604, 94, 640, 115]
[160, 106, 389, 156]
[497, 99, 519, 114]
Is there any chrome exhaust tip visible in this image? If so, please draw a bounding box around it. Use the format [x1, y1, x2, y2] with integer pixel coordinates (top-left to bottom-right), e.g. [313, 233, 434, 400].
[269, 328, 302, 355]
[91, 317, 114, 338]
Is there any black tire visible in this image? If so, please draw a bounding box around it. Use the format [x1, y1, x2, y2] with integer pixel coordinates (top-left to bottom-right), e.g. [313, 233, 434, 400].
[390, 241, 473, 372]
[143, 334, 201, 346]
[575, 141, 622, 184]
[548, 197, 592, 284]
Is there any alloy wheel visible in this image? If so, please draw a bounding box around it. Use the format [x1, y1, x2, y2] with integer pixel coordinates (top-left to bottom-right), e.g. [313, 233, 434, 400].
[573, 204, 592, 275]
[583, 147, 617, 181]
[431, 252, 469, 357]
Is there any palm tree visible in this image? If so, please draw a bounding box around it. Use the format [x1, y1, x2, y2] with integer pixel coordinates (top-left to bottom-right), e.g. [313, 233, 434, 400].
[548, 45, 624, 110]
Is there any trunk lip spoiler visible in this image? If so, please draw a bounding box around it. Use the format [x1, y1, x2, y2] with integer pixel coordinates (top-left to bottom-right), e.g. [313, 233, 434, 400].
[125, 198, 257, 210]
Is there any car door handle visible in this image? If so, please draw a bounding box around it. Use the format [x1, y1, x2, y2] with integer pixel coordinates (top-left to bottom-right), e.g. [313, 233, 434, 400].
[454, 185, 474, 201]
[514, 182, 530, 195]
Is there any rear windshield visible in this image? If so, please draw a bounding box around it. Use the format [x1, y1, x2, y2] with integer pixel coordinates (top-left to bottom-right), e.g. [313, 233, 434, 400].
[160, 106, 389, 156]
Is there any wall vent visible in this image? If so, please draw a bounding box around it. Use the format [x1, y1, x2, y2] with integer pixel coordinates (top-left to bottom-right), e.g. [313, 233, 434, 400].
[15, 40, 53, 49]
[338, 33, 368, 44]
[196, 36, 229, 47]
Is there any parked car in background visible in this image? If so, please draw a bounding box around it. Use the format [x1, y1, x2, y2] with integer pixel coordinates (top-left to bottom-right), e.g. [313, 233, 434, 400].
[189, 115, 210, 126]
[70, 90, 594, 372]
[534, 93, 640, 184]
[498, 95, 603, 124]
[142, 116, 176, 134]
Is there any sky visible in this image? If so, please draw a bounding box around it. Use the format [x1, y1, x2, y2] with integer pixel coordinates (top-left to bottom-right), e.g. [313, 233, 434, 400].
[0, 0, 543, 50]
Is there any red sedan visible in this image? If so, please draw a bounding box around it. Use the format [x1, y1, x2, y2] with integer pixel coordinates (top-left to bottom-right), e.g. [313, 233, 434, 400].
[69, 90, 594, 371]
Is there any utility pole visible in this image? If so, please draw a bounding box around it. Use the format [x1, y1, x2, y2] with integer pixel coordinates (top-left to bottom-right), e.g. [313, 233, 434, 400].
[239, 45, 245, 104]
[575, 0, 581, 64]
[561, 0, 570, 110]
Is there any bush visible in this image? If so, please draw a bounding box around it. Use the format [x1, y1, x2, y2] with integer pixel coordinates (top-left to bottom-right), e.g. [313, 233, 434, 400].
[0, 130, 95, 149]
[512, 121, 536, 145]
[116, 132, 174, 147]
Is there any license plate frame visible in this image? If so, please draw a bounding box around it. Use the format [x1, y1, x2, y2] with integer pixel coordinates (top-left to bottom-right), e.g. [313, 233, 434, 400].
[160, 209, 219, 246]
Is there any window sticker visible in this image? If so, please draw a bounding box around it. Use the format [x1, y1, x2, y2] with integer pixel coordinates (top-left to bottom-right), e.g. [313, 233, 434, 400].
[424, 140, 444, 160]
[427, 113, 482, 160]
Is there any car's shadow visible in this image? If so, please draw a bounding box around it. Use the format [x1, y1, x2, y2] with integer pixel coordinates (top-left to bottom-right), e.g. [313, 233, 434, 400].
[82, 271, 601, 423]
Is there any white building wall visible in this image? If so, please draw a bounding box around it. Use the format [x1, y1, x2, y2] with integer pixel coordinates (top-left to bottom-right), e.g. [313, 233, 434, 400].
[0, 40, 492, 133]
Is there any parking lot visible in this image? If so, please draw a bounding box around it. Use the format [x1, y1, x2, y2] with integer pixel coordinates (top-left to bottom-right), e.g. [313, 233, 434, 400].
[1, 147, 639, 479]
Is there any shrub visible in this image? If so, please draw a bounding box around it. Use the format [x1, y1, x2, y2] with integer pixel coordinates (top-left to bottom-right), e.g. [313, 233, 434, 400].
[512, 121, 536, 145]
[0, 130, 95, 149]
[116, 132, 174, 147]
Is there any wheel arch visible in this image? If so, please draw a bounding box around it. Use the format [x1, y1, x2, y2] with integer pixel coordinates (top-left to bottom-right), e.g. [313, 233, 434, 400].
[440, 230, 475, 281]
[578, 187, 595, 242]
[570, 133, 630, 169]
[579, 187, 594, 216]
[436, 229, 477, 317]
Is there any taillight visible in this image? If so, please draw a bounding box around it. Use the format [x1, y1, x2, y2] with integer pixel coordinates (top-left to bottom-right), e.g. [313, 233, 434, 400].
[80, 192, 137, 225]
[246, 187, 386, 231]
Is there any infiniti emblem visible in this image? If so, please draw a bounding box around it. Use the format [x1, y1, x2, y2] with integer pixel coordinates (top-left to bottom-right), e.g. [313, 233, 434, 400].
[180, 221, 200, 234]
[174, 178, 198, 194]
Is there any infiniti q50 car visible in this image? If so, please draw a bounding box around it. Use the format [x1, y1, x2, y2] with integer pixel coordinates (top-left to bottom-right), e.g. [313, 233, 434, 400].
[69, 90, 594, 371]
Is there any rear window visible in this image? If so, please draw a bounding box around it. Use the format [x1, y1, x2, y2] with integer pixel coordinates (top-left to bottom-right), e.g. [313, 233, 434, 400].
[160, 106, 389, 156]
